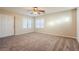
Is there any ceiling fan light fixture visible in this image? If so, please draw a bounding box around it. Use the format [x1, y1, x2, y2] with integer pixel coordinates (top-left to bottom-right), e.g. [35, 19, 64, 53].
[32, 7, 45, 15]
[33, 12, 38, 15]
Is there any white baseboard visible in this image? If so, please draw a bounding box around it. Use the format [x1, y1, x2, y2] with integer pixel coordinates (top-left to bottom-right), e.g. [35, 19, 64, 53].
[36, 32, 76, 39]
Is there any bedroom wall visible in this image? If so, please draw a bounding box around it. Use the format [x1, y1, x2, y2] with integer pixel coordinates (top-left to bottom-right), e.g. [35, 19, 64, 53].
[0, 9, 76, 38]
[35, 9, 76, 38]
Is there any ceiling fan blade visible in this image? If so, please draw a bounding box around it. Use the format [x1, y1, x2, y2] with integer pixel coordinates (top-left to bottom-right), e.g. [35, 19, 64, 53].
[27, 7, 45, 15]
[39, 10, 45, 12]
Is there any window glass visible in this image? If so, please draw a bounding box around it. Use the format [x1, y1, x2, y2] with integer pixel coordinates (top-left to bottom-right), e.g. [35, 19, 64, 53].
[23, 17, 27, 28]
[28, 19, 32, 28]
[36, 18, 44, 28]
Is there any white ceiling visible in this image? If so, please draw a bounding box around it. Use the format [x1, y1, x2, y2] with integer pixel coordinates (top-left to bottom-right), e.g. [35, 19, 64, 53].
[0, 7, 75, 17]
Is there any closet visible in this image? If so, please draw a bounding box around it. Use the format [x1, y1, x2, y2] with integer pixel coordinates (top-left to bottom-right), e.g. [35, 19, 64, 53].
[0, 14, 14, 38]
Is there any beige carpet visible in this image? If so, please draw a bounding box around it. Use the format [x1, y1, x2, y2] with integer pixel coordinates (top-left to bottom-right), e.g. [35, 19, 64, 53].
[0, 32, 79, 51]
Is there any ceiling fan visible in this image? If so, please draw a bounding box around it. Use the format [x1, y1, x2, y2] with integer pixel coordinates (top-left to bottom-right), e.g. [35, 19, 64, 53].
[28, 7, 45, 15]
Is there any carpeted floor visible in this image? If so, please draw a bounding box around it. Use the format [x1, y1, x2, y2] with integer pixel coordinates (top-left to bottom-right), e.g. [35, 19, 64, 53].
[0, 32, 79, 51]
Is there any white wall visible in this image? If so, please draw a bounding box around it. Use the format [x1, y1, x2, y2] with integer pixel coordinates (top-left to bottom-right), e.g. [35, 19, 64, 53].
[35, 10, 76, 38]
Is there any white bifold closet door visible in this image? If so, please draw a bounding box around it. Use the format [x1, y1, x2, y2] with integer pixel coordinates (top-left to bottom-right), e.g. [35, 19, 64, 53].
[0, 14, 14, 38]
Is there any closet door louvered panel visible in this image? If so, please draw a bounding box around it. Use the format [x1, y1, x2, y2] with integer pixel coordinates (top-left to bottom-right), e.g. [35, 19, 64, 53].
[0, 15, 4, 38]
[0, 15, 2, 37]
[0, 14, 14, 38]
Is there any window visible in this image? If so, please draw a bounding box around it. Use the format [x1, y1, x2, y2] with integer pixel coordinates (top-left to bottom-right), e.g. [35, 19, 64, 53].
[35, 18, 44, 28]
[27, 19, 32, 28]
[40, 19, 44, 28]
[23, 18, 27, 29]
[23, 16, 32, 29]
